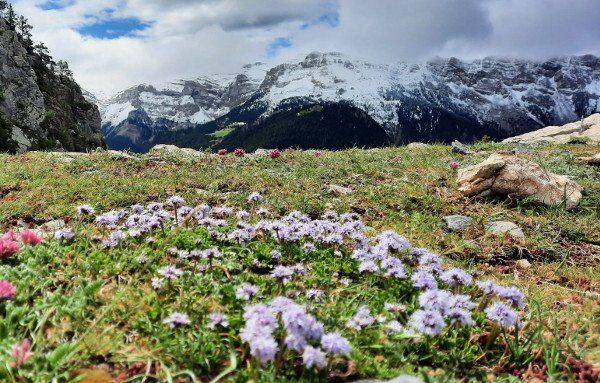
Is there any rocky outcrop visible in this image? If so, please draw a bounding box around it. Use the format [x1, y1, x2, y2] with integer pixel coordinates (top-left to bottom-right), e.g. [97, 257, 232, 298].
[0, 18, 104, 153]
[503, 114, 600, 144]
[456, 154, 583, 209]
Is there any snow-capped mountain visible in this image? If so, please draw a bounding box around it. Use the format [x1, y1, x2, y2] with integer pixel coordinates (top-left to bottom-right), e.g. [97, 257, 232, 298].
[94, 52, 600, 152]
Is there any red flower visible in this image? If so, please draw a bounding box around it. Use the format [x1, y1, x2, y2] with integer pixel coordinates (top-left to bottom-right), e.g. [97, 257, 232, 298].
[268, 149, 281, 159]
[217, 149, 227, 156]
[0, 280, 16, 300]
[0, 238, 20, 258]
[449, 161, 459, 169]
[20, 230, 42, 246]
[314, 151, 322, 157]
[233, 148, 246, 157]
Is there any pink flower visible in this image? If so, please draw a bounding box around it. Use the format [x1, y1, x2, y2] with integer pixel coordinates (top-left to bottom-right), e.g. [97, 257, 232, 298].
[268, 149, 281, 159]
[314, 151, 322, 157]
[1, 229, 18, 241]
[449, 161, 459, 169]
[0, 238, 20, 258]
[0, 280, 16, 300]
[10, 339, 32, 367]
[20, 230, 42, 246]
[217, 149, 227, 156]
[233, 148, 246, 157]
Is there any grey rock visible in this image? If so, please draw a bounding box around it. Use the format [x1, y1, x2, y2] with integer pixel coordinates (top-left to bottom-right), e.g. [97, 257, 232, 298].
[406, 142, 430, 149]
[451, 141, 474, 155]
[457, 154, 583, 209]
[504, 114, 600, 144]
[41, 219, 66, 231]
[106, 150, 138, 160]
[0, 19, 104, 153]
[327, 184, 353, 196]
[353, 375, 423, 383]
[443, 215, 473, 231]
[485, 221, 525, 240]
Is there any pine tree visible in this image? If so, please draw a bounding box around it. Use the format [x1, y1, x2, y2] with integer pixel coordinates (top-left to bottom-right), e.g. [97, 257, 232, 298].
[56, 60, 73, 79]
[17, 15, 33, 46]
[34, 42, 52, 65]
[6, 4, 16, 30]
[0, 1, 8, 17]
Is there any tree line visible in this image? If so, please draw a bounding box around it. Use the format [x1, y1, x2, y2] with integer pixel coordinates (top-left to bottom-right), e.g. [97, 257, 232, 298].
[0, 0, 73, 79]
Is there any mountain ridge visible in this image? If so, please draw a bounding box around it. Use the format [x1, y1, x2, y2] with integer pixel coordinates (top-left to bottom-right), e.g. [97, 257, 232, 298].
[93, 52, 600, 152]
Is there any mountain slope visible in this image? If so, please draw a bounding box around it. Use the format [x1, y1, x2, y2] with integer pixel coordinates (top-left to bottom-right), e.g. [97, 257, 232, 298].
[0, 18, 104, 153]
[98, 52, 600, 152]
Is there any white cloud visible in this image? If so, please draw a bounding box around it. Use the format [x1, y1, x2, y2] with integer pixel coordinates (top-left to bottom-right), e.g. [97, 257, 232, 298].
[11, 0, 600, 96]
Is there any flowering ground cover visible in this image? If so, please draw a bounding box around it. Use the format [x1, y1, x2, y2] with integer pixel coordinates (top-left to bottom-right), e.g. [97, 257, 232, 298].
[0, 143, 598, 382]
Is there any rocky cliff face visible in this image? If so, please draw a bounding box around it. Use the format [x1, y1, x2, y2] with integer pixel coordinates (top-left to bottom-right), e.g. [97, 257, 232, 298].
[0, 18, 104, 153]
[98, 52, 600, 152]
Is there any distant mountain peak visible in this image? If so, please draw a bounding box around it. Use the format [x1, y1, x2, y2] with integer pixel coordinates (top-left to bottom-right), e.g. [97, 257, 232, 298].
[96, 53, 600, 153]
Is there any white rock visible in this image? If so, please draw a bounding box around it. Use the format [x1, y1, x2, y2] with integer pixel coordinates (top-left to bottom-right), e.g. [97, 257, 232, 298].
[503, 114, 600, 144]
[457, 153, 583, 209]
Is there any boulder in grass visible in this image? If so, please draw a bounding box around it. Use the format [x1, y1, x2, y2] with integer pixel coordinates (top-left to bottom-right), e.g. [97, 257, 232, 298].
[456, 153, 582, 209]
[485, 221, 525, 240]
[443, 215, 473, 231]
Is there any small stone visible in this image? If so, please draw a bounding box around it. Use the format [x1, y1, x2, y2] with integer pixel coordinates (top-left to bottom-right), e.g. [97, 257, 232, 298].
[407, 142, 430, 149]
[451, 140, 474, 155]
[515, 259, 532, 269]
[327, 184, 353, 196]
[443, 215, 473, 231]
[41, 219, 66, 231]
[254, 148, 269, 155]
[107, 150, 137, 160]
[353, 375, 423, 383]
[485, 221, 525, 240]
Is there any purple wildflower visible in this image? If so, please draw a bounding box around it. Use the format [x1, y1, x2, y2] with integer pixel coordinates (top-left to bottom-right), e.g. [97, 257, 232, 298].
[248, 336, 278, 365]
[476, 279, 499, 295]
[270, 265, 294, 283]
[208, 313, 229, 329]
[497, 286, 526, 308]
[347, 306, 374, 330]
[236, 283, 259, 300]
[158, 265, 183, 279]
[247, 192, 263, 203]
[485, 302, 519, 328]
[306, 288, 323, 302]
[440, 268, 473, 287]
[411, 270, 438, 290]
[55, 228, 75, 242]
[167, 195, 185, 206]
[321, 333, 351, 355]
[77, 205, 95, 215]
[163, 312, 190, 328]
[408, 309, 445, 336]
[302, 346, 326, 369]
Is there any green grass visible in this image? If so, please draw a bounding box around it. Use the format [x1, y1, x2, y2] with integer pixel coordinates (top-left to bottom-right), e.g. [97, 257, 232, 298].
[208, 127, 235, 139]
[0, 143, 599, 382]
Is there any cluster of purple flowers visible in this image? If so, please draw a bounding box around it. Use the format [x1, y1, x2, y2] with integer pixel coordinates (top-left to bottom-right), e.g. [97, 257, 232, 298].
[72, 194, 527, 346]
[240, 297, 351, 367]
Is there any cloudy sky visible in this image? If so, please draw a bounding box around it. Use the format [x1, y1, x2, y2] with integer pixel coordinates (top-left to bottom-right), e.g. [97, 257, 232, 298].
[12, 0, 600, 95]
